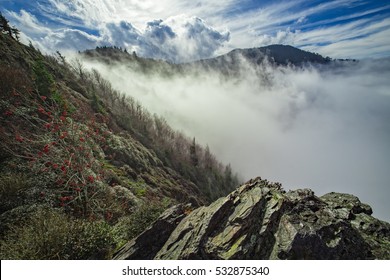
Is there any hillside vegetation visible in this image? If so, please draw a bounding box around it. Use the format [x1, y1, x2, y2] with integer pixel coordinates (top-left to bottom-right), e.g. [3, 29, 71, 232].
[0, 24, 239, 259]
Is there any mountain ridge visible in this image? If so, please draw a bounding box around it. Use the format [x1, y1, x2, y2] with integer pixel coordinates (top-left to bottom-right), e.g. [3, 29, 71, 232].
[84, 44, 335, 66]
[197, 44, 333, 66]
[80, 43, 356, 80]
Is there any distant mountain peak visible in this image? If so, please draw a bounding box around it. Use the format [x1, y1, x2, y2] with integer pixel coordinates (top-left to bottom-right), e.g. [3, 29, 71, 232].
[225, 44, 332, 66]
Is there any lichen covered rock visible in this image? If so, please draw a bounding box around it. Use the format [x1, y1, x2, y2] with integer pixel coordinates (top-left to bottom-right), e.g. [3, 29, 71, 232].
[114, 177, 390, 260]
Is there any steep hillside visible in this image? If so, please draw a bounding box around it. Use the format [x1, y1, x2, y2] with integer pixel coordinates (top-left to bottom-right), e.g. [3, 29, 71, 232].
[0, 29, 238, 259]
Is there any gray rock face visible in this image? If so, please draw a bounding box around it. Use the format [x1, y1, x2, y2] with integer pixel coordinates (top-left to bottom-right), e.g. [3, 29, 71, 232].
[114, 178, 390, 260]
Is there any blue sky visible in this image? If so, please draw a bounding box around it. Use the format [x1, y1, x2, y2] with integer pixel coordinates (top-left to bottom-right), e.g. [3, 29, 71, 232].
[1, 0, 389, 61]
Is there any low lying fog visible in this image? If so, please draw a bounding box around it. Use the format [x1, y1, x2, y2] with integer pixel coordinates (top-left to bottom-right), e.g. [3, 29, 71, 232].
[80, 55, 390, 222]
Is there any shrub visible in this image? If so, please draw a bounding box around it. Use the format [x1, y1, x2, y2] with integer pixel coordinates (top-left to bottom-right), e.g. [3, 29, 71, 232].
[113, 202, 165, 242]
[0, 207, 118, 259]
[0, 66, 32, 99]
[0, 173, 31, 213]
[33, 59, 55, 97]
[0, 80, 114, 218]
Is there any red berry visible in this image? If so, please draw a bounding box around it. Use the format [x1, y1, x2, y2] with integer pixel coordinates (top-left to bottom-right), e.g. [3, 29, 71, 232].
[87, 175, 94, 183]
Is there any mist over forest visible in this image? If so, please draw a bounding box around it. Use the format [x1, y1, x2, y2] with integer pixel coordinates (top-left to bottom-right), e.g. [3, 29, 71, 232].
[77, 53, 390, 222]
[2, 0, 390, 262]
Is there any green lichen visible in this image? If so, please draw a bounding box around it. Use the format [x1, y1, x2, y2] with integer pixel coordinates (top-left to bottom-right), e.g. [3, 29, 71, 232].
[222, 234, 246, 259]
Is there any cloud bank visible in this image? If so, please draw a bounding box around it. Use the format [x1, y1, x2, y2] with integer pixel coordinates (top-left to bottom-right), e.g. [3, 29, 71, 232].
[79, 55, 390, 222]
[6, 9, 230, 62]
[101, 15, 230, 62]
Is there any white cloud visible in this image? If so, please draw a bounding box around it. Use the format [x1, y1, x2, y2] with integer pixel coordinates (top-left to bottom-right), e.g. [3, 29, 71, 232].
[6, 0, 390, 60]
[5, 9, 101, 53]
[43, 29, 101, 51]
[100, 15, 230, 62]
[101, 21, 141, 47]
[297, 16, 306, 24]
[253, 17, 390, 59]
[6, 9, 50, 36]
[153, 15, 230, 62]
[254, 29, 299, 47]
[6, 9, 230, 61]
[43, 0, 237, 29]
[79, 55, 390, 221]
[308, 26, 390, 59]
[220, 1, 390, 58]
[299, 4, 390, 29]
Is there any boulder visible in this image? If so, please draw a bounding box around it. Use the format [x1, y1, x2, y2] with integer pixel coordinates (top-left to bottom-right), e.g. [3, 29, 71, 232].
[114, 177, 390, 259]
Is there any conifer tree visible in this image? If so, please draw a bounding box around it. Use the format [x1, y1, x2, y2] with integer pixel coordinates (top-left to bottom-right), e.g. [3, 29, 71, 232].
[190, 137, 199, 167]
[11, 26, 20, 41]
[0, 13, 11, 35]
[0, 13, 20, 40]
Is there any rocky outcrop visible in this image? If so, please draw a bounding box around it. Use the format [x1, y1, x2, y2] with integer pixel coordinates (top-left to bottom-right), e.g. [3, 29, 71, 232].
[113, 204, 189, 260]
[114, 177, 390, 260]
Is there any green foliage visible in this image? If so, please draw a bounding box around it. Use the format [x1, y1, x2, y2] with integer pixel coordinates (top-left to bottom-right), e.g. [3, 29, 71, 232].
[0, 173, 31, 213]
[0, 173, 29, 198]
[127, 180, 148, 197]
[114, 203, 165, 242]
[91, 92, 106, 114]
[0, 207, 117, 259]
[33, 59, 55, 96]
[51, 90, 66, 109]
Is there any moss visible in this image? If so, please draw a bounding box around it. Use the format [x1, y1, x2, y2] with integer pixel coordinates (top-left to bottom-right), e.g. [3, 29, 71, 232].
[101, 160, 126, 177]
[222, 235, 246, 259]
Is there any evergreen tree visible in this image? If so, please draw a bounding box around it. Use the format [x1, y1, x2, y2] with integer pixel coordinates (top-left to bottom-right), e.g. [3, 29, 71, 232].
[204, 145, 212, 170]
[224, 164, 232, 186]
[11, 27, 20, 41]
[190, 137, 199, 167]
[0, 13, 20, 40]
[0, 13, 11, 36]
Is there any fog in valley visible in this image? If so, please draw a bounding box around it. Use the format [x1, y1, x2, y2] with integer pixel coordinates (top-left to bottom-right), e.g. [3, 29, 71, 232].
[78, 54, 390, 221]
